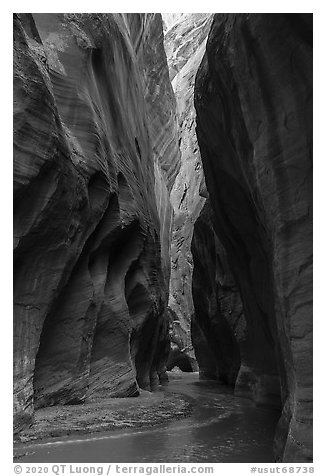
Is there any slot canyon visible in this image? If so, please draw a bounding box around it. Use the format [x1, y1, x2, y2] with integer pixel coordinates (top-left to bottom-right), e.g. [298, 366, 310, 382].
[13, 13, 312, 463]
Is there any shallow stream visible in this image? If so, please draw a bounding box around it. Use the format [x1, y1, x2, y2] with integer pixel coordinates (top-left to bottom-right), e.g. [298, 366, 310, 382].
[16, 373, 280, 463]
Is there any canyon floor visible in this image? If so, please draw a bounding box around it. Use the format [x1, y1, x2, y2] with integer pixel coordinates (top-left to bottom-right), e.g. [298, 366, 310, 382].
[14, 372, 280, 463]
[13, 371, 193, 460]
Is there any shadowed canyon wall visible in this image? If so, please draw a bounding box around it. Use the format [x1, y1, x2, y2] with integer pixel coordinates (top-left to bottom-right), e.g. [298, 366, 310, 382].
[194, 13, 312, 462]
[191, 200, 243, 384]
[13, 12, 179, 432]
[14, 11, 312, 464]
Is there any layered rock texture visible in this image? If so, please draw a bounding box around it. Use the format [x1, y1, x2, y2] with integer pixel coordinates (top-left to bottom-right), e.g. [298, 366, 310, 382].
[13, 13, 179, 433]
[191, 201, 243, 384]
[163, 14, 212, 81]
[194, 13, 312, 462]
[163, 14, 212, 362]
[13, 11, 313, 463]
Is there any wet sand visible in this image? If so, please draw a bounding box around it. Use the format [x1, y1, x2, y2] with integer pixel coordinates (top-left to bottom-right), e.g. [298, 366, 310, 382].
[14, 375, 192, 459]
[14, 372, 280, 463]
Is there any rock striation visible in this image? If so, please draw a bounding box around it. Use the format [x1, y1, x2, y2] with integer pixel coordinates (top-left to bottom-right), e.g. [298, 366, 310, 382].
[163, 14, 212, 81]
[163, 14, 212, 362]
[13, 13, 179, 433]
[14, 12, 313, 463]
[191, 201, 243, 384]
[194, 13, 312, 462]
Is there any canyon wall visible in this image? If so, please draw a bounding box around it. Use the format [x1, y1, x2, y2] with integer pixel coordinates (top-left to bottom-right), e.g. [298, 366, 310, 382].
[163, 14, 212, 366]
[194, 13, 312, 462]
[191, 201, 243, 384]
[14, 12, 313, 463]
[13, 13, 179, 432]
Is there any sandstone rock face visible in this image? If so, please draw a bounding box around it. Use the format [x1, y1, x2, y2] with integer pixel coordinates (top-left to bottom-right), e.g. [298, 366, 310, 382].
[14, 13, 178, 433]
[139, 14, 181, 286]
[194, 14, 312, 462]
[163, 14, 212, 81]
[162, 14, 187, 33]
[163, 14, 212, 360]
[191, 201, 243, 384]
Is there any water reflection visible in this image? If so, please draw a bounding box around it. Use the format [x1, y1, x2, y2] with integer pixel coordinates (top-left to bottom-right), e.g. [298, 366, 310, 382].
[15, 373, 280, 463]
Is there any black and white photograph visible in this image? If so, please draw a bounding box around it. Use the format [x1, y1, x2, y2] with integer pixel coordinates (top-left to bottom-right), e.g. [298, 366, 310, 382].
[12, 4, 314, 469]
